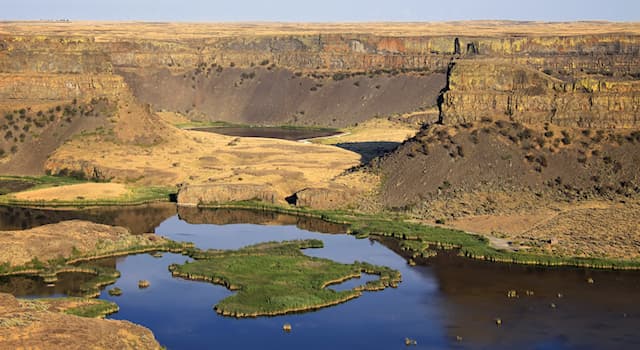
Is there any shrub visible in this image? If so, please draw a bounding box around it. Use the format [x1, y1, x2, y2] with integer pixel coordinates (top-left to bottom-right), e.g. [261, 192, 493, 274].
[332, 72, 347, 81]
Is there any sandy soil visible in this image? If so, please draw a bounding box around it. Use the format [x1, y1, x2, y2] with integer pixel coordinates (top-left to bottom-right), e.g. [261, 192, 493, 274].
[311, 118, 420, 163]
[11, 183, 129, 201]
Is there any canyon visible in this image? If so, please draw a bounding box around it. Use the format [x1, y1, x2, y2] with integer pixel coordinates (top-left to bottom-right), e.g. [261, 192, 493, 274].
[0, 20, 639, 259]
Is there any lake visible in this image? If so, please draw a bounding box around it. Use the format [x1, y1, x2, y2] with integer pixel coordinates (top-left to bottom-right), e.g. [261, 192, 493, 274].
[1, 206, 639, 349]
[191, 126, 340, 141]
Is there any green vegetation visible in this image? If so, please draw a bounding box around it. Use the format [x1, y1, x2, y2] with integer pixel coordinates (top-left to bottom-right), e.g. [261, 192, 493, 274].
[108, 287, 123, 297]
[198, 200, 640, 270]
[19, 297, 119, 319]
[62, 299, 120, 318]
[0, 239, 192, 298]
[170, 240, 401, 317]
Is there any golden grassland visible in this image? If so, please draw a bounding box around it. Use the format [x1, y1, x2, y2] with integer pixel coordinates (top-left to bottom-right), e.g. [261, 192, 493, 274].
[1, 21, 640, 39]
[47, 126, 366, 200]
[310, 118, 420, 146]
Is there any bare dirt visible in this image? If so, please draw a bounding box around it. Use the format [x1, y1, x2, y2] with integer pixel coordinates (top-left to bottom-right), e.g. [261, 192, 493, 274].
[120, 67, 445, 128]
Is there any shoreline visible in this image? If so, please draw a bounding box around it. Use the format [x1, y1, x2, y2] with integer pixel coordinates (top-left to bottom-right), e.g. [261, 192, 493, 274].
[1, 195, 638, 271]
[182, 201, 640, 271]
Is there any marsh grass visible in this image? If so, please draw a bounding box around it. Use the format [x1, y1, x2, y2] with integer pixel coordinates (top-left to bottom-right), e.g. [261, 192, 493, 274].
[29, 297, 120, 318]
[170, 240, 401, 317]
[199, 200, 640, 270]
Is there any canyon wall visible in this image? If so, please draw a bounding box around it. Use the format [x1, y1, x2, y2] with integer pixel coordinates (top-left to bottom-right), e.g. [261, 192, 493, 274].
[2, 23, 640, 129]
[440, 59, 640, 128]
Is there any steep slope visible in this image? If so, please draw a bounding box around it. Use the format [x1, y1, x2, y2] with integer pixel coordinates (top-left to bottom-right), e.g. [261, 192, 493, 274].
[119, 67, 445, 127]
[0, 73, 173, 175]
[374, 120, 640, 213]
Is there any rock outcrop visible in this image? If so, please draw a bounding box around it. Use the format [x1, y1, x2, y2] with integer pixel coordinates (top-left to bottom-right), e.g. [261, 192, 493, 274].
[440, 60, 640, 128]
[177, 183, 280, 206]
[289, 186, 358, 210]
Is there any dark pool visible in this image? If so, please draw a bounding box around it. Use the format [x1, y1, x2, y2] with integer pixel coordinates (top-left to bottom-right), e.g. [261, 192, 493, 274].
[3, 207, 640, 349]
[191, 126, 340, 141]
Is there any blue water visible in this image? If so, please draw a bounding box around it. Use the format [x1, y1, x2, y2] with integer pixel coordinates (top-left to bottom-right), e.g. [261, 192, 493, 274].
[3, 207, 640, 349]
[102, 216, 450, 349]
[98, 214, 640, 350]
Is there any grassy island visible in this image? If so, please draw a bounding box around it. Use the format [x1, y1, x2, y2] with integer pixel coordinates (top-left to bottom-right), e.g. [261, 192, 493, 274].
[169, 240, 401, 317]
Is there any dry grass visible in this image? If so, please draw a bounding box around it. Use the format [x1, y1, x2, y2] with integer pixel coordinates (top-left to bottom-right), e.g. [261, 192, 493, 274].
[312, 118, 419, 146]
[446, 199, 640, 260]
[0, 293, 160, 349]
[11, 183, 128, 201]
[47, 126, 366, 200]
[1, 21, 639, 39]
[0, 220, 168, 267]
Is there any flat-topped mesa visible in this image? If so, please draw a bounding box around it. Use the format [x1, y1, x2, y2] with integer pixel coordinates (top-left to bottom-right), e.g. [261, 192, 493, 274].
[440, 59, 640, 128]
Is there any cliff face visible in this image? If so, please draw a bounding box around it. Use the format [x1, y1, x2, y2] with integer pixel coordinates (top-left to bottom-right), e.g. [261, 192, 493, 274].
[0, 36, 112, 74]
[0, 73, 126, 101]
[106, 32, 640, 128]
[440, 60, 640, 128]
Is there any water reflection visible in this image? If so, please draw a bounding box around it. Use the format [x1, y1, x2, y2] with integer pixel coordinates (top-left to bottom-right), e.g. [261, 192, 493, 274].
[0, 203, 176, 234]
[177, 207, 347, 234]
[191, 127, 339, 141]
[428, 254, 640, 349]
[0, 273, 97, 298]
